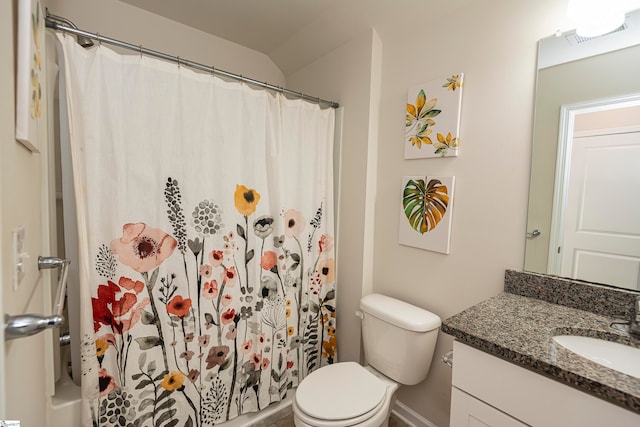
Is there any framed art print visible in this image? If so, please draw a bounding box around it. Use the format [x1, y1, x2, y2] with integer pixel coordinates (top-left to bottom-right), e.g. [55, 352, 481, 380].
[399, 175, 455, 254]
[16, 0, 45, 152]
[405, 73, 463, 159]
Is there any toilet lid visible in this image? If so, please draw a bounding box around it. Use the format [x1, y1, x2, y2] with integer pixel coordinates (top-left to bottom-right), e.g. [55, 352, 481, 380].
[295, 362, 387, 421]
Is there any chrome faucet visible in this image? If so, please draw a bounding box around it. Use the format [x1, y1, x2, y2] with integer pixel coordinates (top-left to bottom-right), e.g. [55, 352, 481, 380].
[630, 296, 640, 337]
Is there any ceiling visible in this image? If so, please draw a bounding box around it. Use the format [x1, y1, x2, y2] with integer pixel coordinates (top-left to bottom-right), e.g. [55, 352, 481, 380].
[118, 0, 478, 74]
[119, 0, 343, 55]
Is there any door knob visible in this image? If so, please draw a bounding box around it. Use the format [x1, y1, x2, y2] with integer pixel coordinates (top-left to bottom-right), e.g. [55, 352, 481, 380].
[527, 229, 541, 238]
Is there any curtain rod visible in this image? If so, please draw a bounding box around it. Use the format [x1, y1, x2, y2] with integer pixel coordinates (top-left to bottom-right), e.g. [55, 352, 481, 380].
[44, 14, 340, 109]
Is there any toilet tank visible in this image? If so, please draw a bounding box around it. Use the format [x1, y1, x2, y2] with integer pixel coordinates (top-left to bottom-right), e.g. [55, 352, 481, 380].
[360, 294, 441, 385]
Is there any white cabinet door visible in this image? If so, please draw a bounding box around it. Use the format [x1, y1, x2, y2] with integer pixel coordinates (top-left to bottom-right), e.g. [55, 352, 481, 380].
[450, 387, 528, 427]
[451, 341, 640, 427]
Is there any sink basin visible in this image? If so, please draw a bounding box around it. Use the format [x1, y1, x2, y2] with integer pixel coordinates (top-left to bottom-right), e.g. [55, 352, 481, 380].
[553, 335, 640, 378]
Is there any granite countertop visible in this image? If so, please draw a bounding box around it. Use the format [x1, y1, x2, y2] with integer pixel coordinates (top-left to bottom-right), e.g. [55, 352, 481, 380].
[441, 291, 640, 413]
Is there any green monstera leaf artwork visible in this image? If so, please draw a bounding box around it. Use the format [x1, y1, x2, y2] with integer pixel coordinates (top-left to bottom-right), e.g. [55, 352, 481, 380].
[403, 178, 449, 234]
[399, 176, 455, 254]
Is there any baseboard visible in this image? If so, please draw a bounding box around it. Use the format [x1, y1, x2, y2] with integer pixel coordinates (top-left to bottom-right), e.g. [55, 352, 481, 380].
[392, 400, 438, 427]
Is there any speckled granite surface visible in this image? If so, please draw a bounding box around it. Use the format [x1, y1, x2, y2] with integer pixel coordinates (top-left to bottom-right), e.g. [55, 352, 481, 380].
[442, 272, 640, 414]
[504, 269, 639, 318]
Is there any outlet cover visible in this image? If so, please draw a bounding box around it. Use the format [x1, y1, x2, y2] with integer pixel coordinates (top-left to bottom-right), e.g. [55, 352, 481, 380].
[12, 226, 27, 290]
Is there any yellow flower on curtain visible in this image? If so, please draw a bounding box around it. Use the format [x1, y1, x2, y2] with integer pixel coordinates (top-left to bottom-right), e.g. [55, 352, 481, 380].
[95, 338, 109, 357]
[234, 185, 261, 216]
[160, 371, 185, 391]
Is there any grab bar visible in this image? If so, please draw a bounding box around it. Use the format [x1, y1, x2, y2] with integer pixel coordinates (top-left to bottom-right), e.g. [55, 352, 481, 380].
[4, 256, 70, 340]
[39, 256, 71, 317]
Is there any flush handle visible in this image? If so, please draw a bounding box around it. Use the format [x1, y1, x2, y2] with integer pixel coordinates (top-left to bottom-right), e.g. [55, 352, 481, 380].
[442, 350, 453, 368]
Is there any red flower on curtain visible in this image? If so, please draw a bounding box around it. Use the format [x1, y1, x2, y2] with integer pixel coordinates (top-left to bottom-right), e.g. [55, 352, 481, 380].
[92, 277, 148, 333]
[221, 308, 236, 325]
[166, 295, 192, 318]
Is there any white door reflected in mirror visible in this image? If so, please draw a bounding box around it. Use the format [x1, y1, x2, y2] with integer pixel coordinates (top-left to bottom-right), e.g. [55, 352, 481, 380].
[547, 99, 640, 291]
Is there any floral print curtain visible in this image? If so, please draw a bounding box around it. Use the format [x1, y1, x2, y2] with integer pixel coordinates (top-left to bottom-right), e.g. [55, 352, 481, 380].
[57, 34, 336, 427]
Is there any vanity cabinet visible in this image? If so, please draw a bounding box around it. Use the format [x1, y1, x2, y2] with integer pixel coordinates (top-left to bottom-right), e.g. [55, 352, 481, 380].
[450, 387, 526, 427]
[450, 341, 640, 427]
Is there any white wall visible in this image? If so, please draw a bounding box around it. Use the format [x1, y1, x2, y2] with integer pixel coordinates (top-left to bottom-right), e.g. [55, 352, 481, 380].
[288, 29, 382, 365]
[284, 0, 572, 425]
[45, 0, 286, 86]
[1, 0, 49, 424]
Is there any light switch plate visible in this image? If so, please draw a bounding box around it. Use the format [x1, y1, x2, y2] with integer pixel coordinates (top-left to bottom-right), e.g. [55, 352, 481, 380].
[12, 225, 27, 290]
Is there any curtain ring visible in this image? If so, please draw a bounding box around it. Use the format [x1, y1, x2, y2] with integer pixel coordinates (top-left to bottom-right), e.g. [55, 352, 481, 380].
[138, 44, 143, 59]
[211, 66, 215, 77]
[177, 56, 181, 68]
[96, 33, 102, 46]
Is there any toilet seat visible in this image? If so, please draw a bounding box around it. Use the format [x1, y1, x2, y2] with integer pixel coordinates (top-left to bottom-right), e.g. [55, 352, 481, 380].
[293, 396, 386, 427]
[295, 362, 388, 424]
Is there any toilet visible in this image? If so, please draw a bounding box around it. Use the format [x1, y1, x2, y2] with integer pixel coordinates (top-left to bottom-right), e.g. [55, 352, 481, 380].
[293, 293, 442, 427]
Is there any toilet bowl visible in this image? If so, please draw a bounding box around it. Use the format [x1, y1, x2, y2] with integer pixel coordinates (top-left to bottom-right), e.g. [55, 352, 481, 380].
[293, 362, 399, 427]
[292, 294, 441, 427]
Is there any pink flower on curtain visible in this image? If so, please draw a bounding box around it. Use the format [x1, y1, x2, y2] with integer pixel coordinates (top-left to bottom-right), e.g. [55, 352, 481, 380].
[98, 368, 116, 396]
[110, 222, 177, 273]
[316, 258, 335, 284]
[260, 251, 277, 270]
[249, 353, 262, 369]
[284, 209, 305, 237]
[241, 340, 253, 354]
[199, 264, 212, 277]
[202, 280, 219, 300]
[221, 294, 233, 307]
[206, 345, 230, 369]
[221, 266, 237, 287]
[318, 234, 334, 253]
[209, 250, 224, 267]
[261, 357, 270, 370]
[225, 324, 237, 340]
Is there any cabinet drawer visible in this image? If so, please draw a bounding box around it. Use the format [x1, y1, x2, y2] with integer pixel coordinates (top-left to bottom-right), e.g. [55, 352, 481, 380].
[451, 387, 528, 427]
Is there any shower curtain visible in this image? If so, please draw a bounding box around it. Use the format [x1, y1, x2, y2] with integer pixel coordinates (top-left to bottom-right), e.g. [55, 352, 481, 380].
[57, 34, 336, 427]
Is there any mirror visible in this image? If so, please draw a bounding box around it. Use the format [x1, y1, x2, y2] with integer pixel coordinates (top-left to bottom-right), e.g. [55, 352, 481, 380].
[525, 10, 640, 291]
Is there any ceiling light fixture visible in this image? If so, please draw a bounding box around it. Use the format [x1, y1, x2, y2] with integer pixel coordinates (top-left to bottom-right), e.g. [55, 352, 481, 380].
[567, 0, 640, 37]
